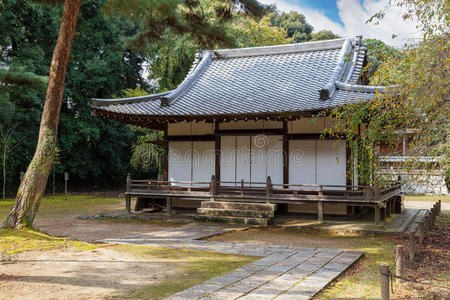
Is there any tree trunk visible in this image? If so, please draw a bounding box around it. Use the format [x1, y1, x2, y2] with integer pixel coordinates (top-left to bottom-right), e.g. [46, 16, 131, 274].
[3, 0, 82, 229]
[2, 143, 6, 200]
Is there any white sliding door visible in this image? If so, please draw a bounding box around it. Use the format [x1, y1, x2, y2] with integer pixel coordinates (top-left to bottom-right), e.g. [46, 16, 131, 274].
[192, 141, 215, 183]
[236, 136, 251, 183]
[266, 135, 283, 185]
[168, 141, 192, 184]
[220, 135, 283, 186]
[251, 135, 267, 186]
[289, 140, 316, 185]
[168, 141, 215, 185]
[220, 136, 236, 185]
[316, 140, 346, 188]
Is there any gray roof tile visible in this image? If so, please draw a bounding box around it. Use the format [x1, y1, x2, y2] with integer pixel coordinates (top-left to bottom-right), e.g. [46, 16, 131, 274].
[92, 37, 385, 118]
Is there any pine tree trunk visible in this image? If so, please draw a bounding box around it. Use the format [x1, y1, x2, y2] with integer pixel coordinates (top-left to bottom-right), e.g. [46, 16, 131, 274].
[4, 0, 82, 229]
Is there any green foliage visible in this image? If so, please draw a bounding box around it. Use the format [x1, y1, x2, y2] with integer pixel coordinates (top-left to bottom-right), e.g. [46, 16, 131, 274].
[310, 30, 340, 41]
[104, 0, 270, 50]
[269, 11, 313, 43]
[229, 15, 291, 47]
[361, 39, 400, 84]
[0, 0, 148, 193]
[325, 0, 449, 185]
[118, 87, 163, 178]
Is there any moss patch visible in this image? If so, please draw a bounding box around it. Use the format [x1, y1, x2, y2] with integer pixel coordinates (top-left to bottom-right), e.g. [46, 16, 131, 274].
[111, 244, 258, 299]
[0, 228, 96, 254]
[404, 194, 450, 203]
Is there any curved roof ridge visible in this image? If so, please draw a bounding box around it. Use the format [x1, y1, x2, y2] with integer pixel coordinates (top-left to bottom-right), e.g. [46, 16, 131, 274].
[335, 81, 387, 93]
[162, 51, 212, 106]
[318, 38, 352, 100]
[91, 91, 171, 106]
[213, 38, 348, 59]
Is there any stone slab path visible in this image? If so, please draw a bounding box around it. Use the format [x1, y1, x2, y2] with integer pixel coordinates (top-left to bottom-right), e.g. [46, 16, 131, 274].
[98, 225, 362, 300]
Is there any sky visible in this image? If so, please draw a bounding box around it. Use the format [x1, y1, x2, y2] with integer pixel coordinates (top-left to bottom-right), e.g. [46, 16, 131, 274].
[259, 0, 421, 46]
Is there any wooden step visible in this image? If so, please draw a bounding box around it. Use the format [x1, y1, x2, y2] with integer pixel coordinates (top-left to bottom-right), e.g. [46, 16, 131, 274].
[197, 208, 274, 218]
[201, 201, 276, 211]
[194, 215, 269, 226]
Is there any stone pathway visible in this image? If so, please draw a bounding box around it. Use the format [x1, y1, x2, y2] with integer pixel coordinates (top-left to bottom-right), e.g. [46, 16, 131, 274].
[98, 225, 362, 300]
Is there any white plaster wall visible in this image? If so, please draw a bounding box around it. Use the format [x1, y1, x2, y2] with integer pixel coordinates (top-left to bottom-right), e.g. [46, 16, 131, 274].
[288, 118, 325, 134]
[168, 121, 214, 135]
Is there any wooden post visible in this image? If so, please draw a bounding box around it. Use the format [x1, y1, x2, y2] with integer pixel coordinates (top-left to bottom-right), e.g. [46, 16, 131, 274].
[318, 201, 324, 222]
[409, 231, 415, 260]
[386, 201, 391, 218]
[163, 124, 169, 181]
[166, 196, 172, 215]
[438, 200, 441, 215]
[395, 245, 404, 284]
[282, 120, 289, 187]
[375, 205, 381, 225]
[266, 176, 272, 204]
[380, 264, 390, 300]
[241, 179, 244, 197]
[390, 198, 395, 214]
[126, 173, 131, 213]
[418, 221, 425, 245]
[210, 175, 216, 201]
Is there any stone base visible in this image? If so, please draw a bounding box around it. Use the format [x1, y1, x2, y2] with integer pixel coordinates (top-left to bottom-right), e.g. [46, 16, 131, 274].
[195, 201, 275, 225]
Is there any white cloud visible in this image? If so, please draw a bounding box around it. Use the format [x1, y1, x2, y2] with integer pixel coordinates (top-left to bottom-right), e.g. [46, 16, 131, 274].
[259, 0, 421, 46]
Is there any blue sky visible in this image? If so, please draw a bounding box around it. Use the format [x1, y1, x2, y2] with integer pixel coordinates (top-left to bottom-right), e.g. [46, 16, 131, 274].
[259, 0, 420, 46]
[281, 0, 344, 25]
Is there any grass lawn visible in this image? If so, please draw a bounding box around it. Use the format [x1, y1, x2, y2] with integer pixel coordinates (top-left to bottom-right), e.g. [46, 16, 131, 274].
[112, 245, 257, 299]
[0, 194, 123, 220]
[404, 194, 450, 203]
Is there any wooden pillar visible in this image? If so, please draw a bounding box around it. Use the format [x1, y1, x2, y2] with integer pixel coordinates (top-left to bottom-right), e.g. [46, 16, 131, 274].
[266, 176, 272, 204]
[386, 202, 391, 218]
[126, 173, 131, 213]
[166, 197, 172, 215]
[282, 120, 289, 188]
[318, 201, 324, 222]
[214, 121, 221, 182]
[318, 185, 324, 222]
[375, 205, 381, 225]
[210, 175, 216, 201]
[163, 123, 169, 181]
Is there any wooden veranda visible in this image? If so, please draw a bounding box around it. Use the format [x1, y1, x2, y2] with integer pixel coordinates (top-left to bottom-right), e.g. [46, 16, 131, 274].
[125, 176, 402, 224]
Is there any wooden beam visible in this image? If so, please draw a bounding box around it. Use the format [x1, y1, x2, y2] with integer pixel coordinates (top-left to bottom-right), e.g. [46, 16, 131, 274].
[166, 135, 215, 141]
[283, 120, 289, 187]
[216, 129, 283, 136]
[288, 133, 346, 140]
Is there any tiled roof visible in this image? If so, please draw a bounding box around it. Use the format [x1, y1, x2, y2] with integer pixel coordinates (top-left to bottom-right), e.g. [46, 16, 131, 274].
[92, 37, 386, 118]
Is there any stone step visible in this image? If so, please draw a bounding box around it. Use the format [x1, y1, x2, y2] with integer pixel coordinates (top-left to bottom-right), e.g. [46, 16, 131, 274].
[194, 215, 269, 226]
[197, 208, 274, 218]
[201, 201, 276, 211]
